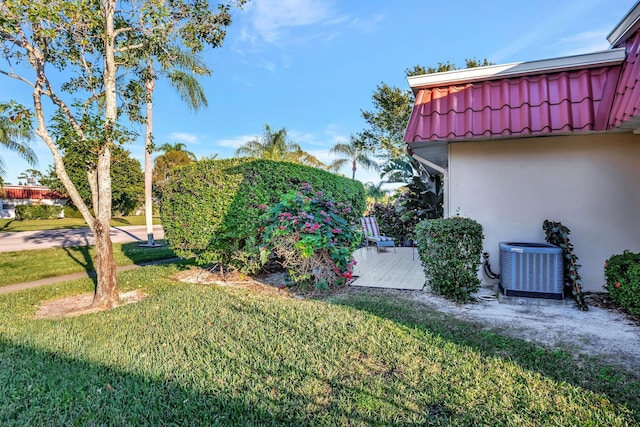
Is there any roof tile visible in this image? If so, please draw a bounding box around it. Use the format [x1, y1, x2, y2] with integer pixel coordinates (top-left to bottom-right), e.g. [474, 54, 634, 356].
[610, 33, 640, 126]
[405, 66, 619, 142]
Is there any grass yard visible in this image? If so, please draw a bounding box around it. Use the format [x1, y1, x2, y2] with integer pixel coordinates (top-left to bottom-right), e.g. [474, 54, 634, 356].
[0, 265, 638, 425]
[0, 242, 176, 286]
[0, 216, 161, 232]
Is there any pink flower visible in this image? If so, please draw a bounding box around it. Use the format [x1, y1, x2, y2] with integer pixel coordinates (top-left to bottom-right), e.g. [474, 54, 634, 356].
[615, 282, 621, 288]
[279, 225, 287, 230]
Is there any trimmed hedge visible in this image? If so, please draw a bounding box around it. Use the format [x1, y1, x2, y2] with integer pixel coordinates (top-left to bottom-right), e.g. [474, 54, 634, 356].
[14, 204, 63, 220]
[415, 217, 484, 302]
[160, 158, 366, 272]
[605, 251, 640, 315]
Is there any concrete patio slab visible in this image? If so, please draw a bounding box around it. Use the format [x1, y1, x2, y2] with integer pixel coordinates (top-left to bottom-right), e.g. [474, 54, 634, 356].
[350, 247, 425, 290]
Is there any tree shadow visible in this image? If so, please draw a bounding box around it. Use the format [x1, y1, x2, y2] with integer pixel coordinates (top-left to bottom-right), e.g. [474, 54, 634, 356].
[327, 289, 640, 422]
[111, 217, 133, 225]
[22, 229, 96, 283]
[110, 226, 142, 241]
[0, 219, 15, 231]
[0, 337, 327, 425]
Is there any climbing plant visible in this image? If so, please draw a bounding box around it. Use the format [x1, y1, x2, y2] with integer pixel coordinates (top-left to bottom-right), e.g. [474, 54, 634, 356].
[543, 220, 588, 311]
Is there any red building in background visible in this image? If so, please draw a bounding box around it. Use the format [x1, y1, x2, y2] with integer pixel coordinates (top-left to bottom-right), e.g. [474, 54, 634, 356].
[0, 185, 67, 219]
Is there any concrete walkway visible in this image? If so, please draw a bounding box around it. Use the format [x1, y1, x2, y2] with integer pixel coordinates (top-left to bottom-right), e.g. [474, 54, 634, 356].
[350, 247, 425, 290]
[0, 257, 181, 295]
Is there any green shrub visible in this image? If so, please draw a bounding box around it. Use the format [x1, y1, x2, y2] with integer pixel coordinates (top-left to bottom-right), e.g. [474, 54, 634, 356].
[260, 183, 360, 290]
[161, 158, 366, 273]
[63, 205, 84, 218]
[14, 204, 63, 220]
[415, 217, 483, 302]
[605, 251, 640, 315]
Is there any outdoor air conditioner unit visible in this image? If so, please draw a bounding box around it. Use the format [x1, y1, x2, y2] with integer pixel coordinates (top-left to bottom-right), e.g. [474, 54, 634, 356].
[499, 242, 564, 299]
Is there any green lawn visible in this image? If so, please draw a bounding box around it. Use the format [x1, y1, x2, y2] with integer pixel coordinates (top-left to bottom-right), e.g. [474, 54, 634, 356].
[0, 216, 161, 232]
[0, 242, 176, 286]
[0, 266, 637, 425]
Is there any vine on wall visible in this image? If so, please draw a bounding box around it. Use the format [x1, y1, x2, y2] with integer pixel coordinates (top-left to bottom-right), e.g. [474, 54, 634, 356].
[543, 220, 588, 311]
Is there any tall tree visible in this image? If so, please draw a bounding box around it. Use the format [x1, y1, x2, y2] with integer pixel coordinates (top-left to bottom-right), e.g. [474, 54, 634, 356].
[17, 169, 43, 186]
[128, 49, 210, 247]
[0, 115, 37, 185]
[360, 85, 414, 160]
[329, 134, 379, 180]
[0, 0, 246, 309]
[364, 181, 387, 202]
[157, 142, 197, 160]
[43, 147, 144, 216]
[152, 145, 195, 197]
[361, 60, 494, 161]
[235, 124, 324, 167]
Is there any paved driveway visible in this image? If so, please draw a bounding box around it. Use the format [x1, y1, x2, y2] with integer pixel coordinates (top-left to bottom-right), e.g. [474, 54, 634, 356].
[0, 225, 165, 252]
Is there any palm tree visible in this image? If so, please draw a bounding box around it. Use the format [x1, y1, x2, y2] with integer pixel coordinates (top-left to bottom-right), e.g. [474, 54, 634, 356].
[235, 124, 324, 167]
[156, 142, 197, 160]
[380, 155, 424, 184]
[134, 47, 208, 247]
[329, 135, 379, 180]
[0, 116, 37, 184]
[364, 181, 387, 200]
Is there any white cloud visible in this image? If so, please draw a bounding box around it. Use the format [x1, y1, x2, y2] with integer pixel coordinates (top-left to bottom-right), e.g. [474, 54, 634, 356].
[557, 29, 612, 56]
[245, 0, 338, 43]
[345, 14, 385, 33]
[288, 129, 320, 146]
[489, 1, 610, 63]
[168, 132, 200, 144]
[215, 134, 258, 149]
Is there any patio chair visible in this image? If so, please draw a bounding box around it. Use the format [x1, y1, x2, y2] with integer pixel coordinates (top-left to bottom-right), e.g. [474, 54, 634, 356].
[361, 216, 395, 252]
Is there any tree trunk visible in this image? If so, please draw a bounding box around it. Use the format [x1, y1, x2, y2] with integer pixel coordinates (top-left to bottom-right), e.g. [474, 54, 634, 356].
[352, 160, 357, 180]
[92, 216, 119, 308]
[92, 0, 120, 308]
[142, 61, 158, 246]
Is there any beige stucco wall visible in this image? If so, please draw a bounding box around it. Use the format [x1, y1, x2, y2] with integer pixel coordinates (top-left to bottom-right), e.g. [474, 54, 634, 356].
[449, 132, 640, 292]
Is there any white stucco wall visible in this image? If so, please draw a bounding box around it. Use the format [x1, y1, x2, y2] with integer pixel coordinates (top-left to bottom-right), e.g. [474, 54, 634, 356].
[449, 132, 640, 292]
[0, 199, 67, 219]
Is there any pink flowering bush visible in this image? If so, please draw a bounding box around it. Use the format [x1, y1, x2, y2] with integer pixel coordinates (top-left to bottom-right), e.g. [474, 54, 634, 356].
[260, 183, 360, 290]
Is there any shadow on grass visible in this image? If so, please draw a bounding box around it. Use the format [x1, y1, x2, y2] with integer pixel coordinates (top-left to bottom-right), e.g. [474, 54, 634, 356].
[22, 230, 96, 284]
[119, 240, 176, 265]
[0, 219, 15, 231]
[327, 290, 640, 423]
[0, 334, 411, 426]
[0, 337, 294, 425]
[17, 234, 178, 288]
[111, 217, 133, 225]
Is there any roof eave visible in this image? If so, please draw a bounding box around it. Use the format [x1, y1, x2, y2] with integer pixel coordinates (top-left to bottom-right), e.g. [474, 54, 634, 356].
[607, 1, 640, 47]
[407, 49, 626, 93]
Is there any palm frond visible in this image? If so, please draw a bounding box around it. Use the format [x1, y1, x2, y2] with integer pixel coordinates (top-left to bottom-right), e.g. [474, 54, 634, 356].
[167, 70, 208, 111]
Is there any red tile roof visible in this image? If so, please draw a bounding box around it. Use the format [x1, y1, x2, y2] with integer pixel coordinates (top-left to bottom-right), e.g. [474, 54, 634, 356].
[0, 186, 66, 200]
[609, 33, 640, 127]
[404, 66, 622, 143]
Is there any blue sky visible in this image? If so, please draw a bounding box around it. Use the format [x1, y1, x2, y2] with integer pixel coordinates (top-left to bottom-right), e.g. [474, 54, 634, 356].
[1, 0, 637, 185]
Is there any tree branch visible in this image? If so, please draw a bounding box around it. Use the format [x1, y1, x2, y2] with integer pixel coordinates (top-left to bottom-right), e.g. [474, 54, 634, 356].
[0, 69, 36, 89]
